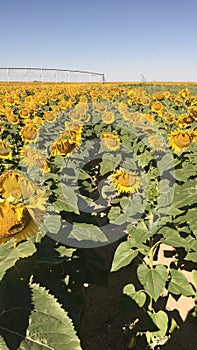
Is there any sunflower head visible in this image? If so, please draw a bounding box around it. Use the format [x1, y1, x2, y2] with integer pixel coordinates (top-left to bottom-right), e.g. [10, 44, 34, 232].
[0, 172, 48, 244]
[0, 140, 12, 159]
[50, 134, 81, 157]
[101, 133, 121, 151]
[20, 147, 50, 172]
[101, 111, 115, 124]
[20, 124, 40, 143]
[0, 125, 4, 135]
[148, 135, 166, 153]
[151, 101, 163, 116]
[110, 169, 142, 195]
[169, 129, 197, 152]
[153, 91, 165, 101]
[0, 202, 39, 244]
[177, 114, 195, 128]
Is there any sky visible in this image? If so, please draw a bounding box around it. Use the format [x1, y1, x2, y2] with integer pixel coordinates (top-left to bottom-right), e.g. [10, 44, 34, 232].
[0, 0, 197, 82]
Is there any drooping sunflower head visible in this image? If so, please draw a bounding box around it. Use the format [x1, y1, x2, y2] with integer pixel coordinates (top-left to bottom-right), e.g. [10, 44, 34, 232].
[100, 133, 121, 151]
[177, 114, 195, 128]
[110, 169, 142, 195]
[169, 129, 197, 152]
[162, 111, 176, 125]
[20, 146, 50, 172]
[0, 171, 23, 202]
[189, 106, 197, 119]
[0, 172, 48, 244]
[20, 124, 40, 143]
[0, 202, 39, 244]
[0, 140, 12, 159]
[6, 113, 19, 125]
[0, 125, 4, 135]
[153, 91, 165, 101]
[178, 88, 190, 99]
[148, 135, 166, 154]
[50, 124, 82, 157]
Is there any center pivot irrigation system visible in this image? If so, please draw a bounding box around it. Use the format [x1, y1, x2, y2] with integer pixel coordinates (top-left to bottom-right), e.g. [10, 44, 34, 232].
[0, 67, 106, 83]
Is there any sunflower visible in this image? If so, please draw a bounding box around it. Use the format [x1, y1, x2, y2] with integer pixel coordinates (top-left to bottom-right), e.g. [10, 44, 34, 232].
[148, 135, 166, 153]
[189, 106, 197, 119]
[101, 111, 115, 124]
[178, 88, 190, 99]
[162, 111, 176, 125]
[177, 114, 195, 128]
[128, 89, 136, 98]
[0, 125, 4, 135]
[0, 202, 39, 244]
[0, 140, 12, 159]
[20, 124, 39, 143]
[19, 108, 31, 119]
[0, 171, 48, 244]
[101, 133, 121, 151]
[81, 113, 91, 123]
[6, 113, 19, 125]
[43, 111, 57, 123]
[0, 171, 26, 202]
[153, 91, 165, 101]
[58, 100, 69, 109]
[151, 101, 163, 116]
[110, 169, 142, 195]
[20, 147, 50, 172]
[169, 129, 197, 152]
[38, 95, 48, 105]
[50, 123, 82, 156]
[93, 102, 106, 113]
[50, 137, 80, 156]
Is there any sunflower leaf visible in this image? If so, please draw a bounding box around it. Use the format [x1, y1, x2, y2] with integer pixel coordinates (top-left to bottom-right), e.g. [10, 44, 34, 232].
[137, 264, 168, 301]
[111, 241, 138, 272]
[19, 283, 82, 350]
[168, 269, 195, 296]
[0, 336, 9, 349]
[0, 240, 36, 281]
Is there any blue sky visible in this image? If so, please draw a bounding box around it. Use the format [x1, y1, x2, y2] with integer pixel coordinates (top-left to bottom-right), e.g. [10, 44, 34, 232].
[0, 0, 197, 81]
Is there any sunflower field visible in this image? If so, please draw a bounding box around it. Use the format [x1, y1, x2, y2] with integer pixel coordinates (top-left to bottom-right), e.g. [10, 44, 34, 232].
[0, 81, 197, 349]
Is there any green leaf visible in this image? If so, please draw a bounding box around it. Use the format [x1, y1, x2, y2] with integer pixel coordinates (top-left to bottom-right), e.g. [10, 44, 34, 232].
[55, 184, 80, 214]
[0, 240, 36, 281]
[67, 223, 108, 244]
[168, 269, 195, 296]
[0, 336, 9, 349]
[123, 283, 146, 307]
[100, 158, 116, 175]
[192, 270, 197, 288]
[137, 264, 168, 301]
[173, 179, 197, 208]
[101, 183, 115, 199]
[184, 208, 197, 234]
[61, 184, 80, 212]
[157, 153, 177, 173]
[17, 240, 37, 258]
[19, 283, 82, 350]
[108, 206, 129, 225]
[42, 214, 61, 234]
[111, 241, 138, 272]
[56, 246, 76, 258]
[160, 227, 187, 248]
[147, 310, 168, 341]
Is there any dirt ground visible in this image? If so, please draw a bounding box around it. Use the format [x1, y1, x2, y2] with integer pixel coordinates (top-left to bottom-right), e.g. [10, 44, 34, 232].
[79, 242, 197, 350]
